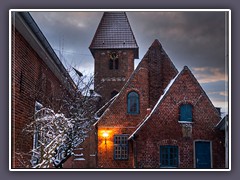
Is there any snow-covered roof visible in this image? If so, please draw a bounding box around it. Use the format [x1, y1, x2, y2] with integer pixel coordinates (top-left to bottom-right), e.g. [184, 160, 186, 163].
[93, 93, 119, 126]
[128, 71, 180, 139]
[93, 39, 178, 128]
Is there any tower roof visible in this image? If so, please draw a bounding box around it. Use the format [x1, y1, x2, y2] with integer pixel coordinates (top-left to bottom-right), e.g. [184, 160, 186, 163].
[89, 12, 139, 58]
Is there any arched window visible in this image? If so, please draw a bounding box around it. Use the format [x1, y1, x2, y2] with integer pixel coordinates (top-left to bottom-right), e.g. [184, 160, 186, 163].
[179, 104, 193, 122]
[111, 90, 118, 99]
[115, 58, 119, 69]
[109, 59, 113, 70]
[127, 91, 139, 114]
[109, 52, 119, 70]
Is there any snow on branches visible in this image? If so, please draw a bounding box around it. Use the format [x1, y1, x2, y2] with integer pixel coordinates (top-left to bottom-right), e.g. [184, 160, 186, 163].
[25, 105, 94, 168]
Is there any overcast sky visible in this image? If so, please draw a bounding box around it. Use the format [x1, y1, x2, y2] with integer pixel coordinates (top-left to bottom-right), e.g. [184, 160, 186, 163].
[29, 10, 229, 114]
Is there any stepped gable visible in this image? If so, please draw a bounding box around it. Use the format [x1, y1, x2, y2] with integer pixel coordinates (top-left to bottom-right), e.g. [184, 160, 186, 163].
[89, 12, 139, 58]
[129, 66, 221, 139]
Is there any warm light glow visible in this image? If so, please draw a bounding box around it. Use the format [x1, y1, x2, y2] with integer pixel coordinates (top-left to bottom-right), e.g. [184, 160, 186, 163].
[103, 132, 109, 138]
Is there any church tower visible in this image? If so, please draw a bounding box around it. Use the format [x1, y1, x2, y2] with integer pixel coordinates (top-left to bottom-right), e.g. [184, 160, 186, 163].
[89, 12, 139, 106]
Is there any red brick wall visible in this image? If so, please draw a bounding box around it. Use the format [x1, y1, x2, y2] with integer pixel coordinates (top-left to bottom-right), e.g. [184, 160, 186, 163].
[63, 128, 97, 168]
[97, 67, 149, 168]
[12, 28, 71, 168]
[134, 67, 225, 168]
[93, 49, 135, 106]
[96, 40, 179, 168]
[145, 40, 178, 108]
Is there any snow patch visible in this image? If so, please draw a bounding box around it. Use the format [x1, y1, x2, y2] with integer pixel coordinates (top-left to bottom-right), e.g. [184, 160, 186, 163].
[129, 73, 180, 139]
[74, 158, 85, 161]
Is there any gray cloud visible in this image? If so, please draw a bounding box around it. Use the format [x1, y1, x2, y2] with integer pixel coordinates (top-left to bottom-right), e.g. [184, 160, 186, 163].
[29, 10, 228, 113]
[127, 11, 226, 71]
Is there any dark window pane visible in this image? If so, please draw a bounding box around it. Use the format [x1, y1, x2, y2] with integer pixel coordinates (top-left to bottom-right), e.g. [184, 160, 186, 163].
[127, 92, 139, 114]
[114, 135, 129, 160]
[160, 145, 178, 167]
[180, 104, 193, 122]
[115, 58, 119, 69]
[109, 59, 113, 69]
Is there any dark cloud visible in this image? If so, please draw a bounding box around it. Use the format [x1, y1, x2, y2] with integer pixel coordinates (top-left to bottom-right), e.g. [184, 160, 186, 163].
[30, 10, 228, 113]
[30, 11, 104, 76]
[127, 11, 226, 71]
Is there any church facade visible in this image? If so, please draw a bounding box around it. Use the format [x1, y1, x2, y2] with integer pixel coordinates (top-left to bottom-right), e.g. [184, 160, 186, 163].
[11, 11, 226, 169]
[91, 12, 226, 169]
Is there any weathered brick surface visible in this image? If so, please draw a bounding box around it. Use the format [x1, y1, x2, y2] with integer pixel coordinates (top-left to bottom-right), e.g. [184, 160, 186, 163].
[93, 49, 135, 106]
[134, 66, 225, 168]
[96, 39, 178, 168]
[12, 28, 72, 168]
[63, 128, 97, 168]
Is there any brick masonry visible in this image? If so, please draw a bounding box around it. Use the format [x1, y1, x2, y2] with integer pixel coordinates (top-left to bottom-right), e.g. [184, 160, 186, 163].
[96, 39, 180, 168]
[12, 28, 72, 168]
[132, 66, 225, 168]
[93, 49, 135, 107]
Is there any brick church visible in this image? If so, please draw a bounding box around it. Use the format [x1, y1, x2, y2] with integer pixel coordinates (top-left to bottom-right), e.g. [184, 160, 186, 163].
[90, 12, 226, 169]
[11, 11, 226, 169]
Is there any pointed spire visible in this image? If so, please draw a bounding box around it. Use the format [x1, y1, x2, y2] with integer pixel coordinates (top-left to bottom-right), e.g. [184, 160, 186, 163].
[89, 12, 138, 58]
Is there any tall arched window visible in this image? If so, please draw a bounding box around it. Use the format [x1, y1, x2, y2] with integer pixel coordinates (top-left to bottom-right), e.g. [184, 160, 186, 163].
[109, 59, 113, 70]
[179, 104, 193, 122]
[115, 58, 119, 69]
[127, 91, 139, 114]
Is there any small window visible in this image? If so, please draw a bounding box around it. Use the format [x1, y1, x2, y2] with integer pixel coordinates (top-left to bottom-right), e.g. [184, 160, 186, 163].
[114, 135, 129, 160]
[179, 104, 193, 122]
[31, 101, 43, 166]
[109, 59, 113, 70]
[160, 145, 178, 168]
[127, 91, 139, 114]
[115, 58, 119, 69]
[109, 52, 119, 70]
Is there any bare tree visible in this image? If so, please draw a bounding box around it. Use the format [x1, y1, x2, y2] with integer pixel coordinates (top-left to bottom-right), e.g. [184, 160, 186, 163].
[18, 69, 101, 168]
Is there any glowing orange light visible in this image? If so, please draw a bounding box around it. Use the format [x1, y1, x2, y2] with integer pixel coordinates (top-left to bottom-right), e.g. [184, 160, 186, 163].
[102, 131, 109, 144]
[103, 132, 108, 138]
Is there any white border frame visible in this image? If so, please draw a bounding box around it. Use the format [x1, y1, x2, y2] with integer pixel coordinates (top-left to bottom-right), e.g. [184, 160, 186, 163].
[9, 9, 231, 172]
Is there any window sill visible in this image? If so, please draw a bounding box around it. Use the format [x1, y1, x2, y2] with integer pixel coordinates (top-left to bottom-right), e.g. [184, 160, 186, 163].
[178, 121, 193, 124]
[127, 113, 140, 116]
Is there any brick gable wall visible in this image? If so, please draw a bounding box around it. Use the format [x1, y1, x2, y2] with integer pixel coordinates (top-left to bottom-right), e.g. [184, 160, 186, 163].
[12, 28, 72, 168]
[133, 66, 225, 168]
[96, 39, 178, 168]
[142, 40, 178, 108]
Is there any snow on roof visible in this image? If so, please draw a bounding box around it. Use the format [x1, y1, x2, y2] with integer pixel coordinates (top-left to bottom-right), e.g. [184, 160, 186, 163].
[91, 91, 102, 97]
[93, 93, 119, 126]
[74, 158, 85, 161]
[128, 72, 180, 139]
[93, 65, 149, 126]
